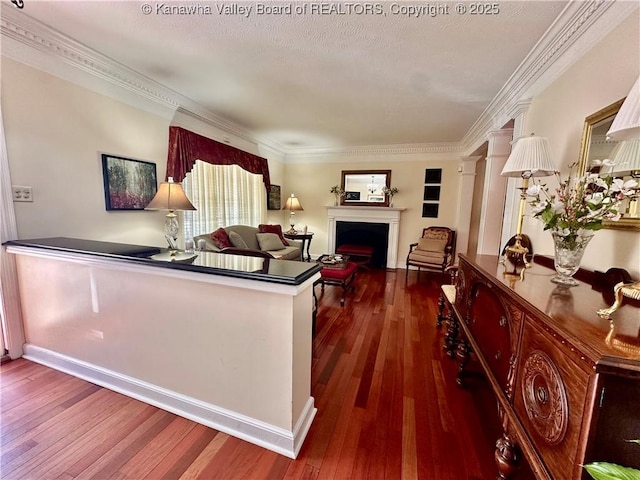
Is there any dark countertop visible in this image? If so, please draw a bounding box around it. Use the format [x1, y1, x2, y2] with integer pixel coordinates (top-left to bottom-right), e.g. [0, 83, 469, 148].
[4, 237, 321, 286]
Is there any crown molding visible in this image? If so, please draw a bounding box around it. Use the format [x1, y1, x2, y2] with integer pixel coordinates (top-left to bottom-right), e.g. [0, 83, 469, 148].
[283, 142, 465, 163]
[2, 1, 635, 163]
[0, 7, 289, 155]
[462, 0, 636, 154]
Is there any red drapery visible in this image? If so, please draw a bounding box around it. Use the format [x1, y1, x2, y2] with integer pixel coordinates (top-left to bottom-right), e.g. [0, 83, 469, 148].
[166, 126, 271, 190]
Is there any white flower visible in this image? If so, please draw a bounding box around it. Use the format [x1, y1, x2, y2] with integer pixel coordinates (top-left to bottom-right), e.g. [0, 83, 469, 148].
[554, 228, 571, 237]
[589, 192, 605, 205]
[530, 202, 547, 215]
[527, 184, 542, 196]
[550, 198, 566, 215]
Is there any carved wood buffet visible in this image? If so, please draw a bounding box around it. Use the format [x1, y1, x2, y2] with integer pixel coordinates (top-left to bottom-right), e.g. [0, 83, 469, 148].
[450, 254, 639, 480]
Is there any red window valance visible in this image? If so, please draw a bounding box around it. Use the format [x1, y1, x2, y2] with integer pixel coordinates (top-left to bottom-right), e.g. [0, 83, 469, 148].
[166, 126, 271, 190]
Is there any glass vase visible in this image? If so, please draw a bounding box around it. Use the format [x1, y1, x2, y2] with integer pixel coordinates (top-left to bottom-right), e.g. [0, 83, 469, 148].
[551, 230, 594, 286]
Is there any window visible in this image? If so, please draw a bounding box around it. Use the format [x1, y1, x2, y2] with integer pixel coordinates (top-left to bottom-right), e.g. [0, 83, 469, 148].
[182, 161, 267, 241]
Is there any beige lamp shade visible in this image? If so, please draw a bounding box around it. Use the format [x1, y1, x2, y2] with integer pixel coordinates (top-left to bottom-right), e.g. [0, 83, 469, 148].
[501, 134, 557, 178]
[607, 76, 640, 142]
[600, 139, 640, 177]
[283, 194, 304, 211]
[145, 177, 196, 212]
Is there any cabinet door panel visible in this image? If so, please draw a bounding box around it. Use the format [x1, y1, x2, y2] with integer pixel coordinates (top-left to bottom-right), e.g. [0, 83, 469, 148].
[515, 318, 591, 480]
[468, 282, 512, 393]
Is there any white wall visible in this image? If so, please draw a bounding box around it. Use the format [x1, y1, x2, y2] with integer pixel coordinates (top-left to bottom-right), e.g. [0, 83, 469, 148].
[523, 13, 639, 277]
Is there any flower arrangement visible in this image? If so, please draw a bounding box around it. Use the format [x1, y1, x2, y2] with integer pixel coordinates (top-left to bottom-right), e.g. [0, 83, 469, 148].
[527, 163, 637, 248]
[330, 185, 345, 197]
[330, 185, 345, 205]
[382, 186, 399, 197]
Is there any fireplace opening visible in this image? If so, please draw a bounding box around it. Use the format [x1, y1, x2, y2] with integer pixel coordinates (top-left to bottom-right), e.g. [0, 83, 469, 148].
[336, 221, 389, 268]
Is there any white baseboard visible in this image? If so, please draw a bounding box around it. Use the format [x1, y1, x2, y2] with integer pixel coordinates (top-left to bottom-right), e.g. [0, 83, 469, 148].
[22, 344, 316, 459]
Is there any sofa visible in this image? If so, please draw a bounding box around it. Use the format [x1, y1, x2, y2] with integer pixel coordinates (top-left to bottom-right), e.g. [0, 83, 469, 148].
[193, 225, 303, 261]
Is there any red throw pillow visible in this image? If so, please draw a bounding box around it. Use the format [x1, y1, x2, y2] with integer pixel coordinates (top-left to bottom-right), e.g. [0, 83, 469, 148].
[258, 224, 289, 246]
[210, 227, 233, 249]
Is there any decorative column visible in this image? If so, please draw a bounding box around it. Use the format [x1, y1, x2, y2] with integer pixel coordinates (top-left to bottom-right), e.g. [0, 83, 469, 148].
[455, 156, 481, 257]
[477, 129, 513, 256]
[0, 105, 26, 359]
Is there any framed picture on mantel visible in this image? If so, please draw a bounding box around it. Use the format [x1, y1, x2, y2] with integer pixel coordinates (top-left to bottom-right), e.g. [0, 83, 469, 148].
[101, 154, 157, 210]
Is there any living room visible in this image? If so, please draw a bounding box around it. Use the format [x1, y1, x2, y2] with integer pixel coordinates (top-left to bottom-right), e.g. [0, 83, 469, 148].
[1, 1, 639, 479]
[2, 6, 638, 278]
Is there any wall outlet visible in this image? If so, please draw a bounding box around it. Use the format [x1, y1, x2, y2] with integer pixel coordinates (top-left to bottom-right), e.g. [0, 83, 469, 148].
[12, 186, 33, 202]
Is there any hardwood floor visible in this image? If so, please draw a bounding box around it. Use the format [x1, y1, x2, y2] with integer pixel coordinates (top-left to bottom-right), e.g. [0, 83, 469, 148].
[1, 268, 522, 479]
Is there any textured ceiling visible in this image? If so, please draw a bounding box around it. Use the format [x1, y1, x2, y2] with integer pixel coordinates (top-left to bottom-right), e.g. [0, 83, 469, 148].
[13, 1, 569, 149]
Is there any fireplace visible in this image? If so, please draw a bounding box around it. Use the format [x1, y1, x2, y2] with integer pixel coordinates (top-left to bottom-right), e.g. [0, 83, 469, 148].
[326, 206, 403, 269]
[336, 222, 388, 268]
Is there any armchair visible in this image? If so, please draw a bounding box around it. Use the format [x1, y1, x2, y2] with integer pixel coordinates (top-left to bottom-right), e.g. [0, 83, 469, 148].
[406, 227, 456, 280]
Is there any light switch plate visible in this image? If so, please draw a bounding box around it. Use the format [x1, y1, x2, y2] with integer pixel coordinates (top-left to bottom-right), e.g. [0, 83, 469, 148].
[12, 186, 33, 202]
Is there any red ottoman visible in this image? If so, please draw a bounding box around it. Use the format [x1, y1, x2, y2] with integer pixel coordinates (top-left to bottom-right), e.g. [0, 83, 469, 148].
[336, 244, 373, 268]
[318, 261, 358, 306]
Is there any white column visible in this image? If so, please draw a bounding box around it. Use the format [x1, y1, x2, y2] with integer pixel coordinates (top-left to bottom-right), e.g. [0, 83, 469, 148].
[455, 156, 481, 257]
[0, 104, 26, 358]
[477, 129, 513, 256]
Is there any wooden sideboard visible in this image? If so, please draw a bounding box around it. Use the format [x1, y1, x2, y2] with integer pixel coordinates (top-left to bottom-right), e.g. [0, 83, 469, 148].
[449, 254, 639, 480]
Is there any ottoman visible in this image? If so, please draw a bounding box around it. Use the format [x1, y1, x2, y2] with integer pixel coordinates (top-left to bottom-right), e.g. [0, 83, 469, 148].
[336, 244, 374, 268]
[318, 261, 358, 306]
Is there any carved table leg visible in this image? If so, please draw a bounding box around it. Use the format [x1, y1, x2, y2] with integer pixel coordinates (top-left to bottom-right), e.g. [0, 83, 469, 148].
[437, 292, 446, 329]
[494, 434, 519, 480]
[456, 339, 471, 387]
[443, 313, 459, 358]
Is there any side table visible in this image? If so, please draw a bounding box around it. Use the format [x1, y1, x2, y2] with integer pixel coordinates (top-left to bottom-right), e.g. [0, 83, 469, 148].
[283, 231, 314, 261]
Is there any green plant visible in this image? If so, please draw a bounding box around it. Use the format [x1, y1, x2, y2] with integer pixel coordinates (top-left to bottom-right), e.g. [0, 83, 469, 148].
[584, 440, 640, 480]
[382, 186, 399, 196]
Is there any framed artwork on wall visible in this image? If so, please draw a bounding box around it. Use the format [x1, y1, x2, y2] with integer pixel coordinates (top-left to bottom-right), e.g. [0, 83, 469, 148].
[422, 203, 439, 218]
[268, 184, 281, 210]
[101, 154, 157, 211]
[421, 168, 442, 218]
[423, 185, 441, 201]
[424, 168, 442, 184]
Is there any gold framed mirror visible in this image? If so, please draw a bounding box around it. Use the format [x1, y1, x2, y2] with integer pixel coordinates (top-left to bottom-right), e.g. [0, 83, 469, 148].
[578, 98, 639, 231]
[340, 170, 391, 207]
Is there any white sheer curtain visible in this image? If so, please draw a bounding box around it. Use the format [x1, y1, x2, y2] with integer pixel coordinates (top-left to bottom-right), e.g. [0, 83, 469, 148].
[182, 160, 267, 241]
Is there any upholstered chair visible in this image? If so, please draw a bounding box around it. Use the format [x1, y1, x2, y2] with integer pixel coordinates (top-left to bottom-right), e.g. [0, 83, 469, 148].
[405, 227, 456, 279]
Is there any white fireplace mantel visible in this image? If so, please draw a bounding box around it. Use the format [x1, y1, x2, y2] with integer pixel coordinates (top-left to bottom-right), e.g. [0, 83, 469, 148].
[326, 206, 405, 269]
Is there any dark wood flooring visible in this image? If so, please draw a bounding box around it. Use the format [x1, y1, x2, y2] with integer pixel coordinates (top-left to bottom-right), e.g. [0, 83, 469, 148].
[1, 268, 527, 479]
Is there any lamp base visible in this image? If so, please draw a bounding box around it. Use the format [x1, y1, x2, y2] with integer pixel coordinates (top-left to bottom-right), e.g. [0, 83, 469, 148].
[285, 225, 297, 235]
[500, 234, 533, 275]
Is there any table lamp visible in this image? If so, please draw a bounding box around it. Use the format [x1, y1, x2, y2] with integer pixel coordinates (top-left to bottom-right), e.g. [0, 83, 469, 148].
[598, 75, 640, 318]
[500, 134, 557, 271]
[606, 76, 639, 141]
[283, 194, 303, 234]
[145, 177, 196, 252]
[600, 139, 640, 217]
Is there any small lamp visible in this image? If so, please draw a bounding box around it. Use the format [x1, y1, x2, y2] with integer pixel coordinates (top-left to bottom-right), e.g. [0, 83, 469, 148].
[283, 194, 303, 234]
[606, 76, 640, 141]
[145, 177, 196, 251]
[500, 134, 557, 270]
